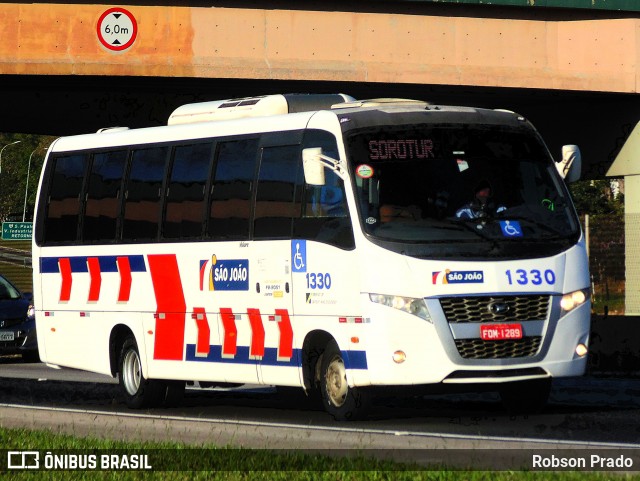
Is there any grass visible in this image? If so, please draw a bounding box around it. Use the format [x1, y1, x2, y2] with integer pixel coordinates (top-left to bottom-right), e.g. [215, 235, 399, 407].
[591, 293, 625, 316]
[0, 261, 32, 292]
[0, 427, 637, 480]
[591, 279, 625, 315]
[0, 238, 32, 292]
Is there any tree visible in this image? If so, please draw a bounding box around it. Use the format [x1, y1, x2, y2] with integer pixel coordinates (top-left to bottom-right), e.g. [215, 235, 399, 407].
[0, 134, 56, 222]
[568, 179, 624, 217]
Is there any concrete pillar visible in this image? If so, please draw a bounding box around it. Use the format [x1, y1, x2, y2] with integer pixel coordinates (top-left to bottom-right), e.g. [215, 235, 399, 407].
[625, 175, 640, 314]
[607, 121, 640, 315]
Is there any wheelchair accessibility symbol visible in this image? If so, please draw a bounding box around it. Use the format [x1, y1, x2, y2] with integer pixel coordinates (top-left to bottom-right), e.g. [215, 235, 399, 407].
[292, 240, 307, 272]
[499, 220, 523, 238]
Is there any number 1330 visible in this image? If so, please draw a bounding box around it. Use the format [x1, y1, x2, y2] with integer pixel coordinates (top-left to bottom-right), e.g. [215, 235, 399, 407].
[306, 272, 332, 290]
[505, 269, 556, 286]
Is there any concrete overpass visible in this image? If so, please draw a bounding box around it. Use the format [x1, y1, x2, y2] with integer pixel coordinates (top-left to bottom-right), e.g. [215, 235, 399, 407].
[0, 0, 639, 177]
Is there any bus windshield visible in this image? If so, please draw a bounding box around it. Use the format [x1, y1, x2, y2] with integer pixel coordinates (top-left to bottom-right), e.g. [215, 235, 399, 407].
[345, 123, 581, 259]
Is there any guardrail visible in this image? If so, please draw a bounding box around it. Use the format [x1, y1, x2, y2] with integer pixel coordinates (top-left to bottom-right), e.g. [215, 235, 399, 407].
[0, 246, 31, 267]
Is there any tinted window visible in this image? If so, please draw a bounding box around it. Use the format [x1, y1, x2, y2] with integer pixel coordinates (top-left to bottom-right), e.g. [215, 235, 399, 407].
[44, 154, 87, 243]
[83, 150, 127, 242]
[254, 145, 300, 239]
[293, 130, 354, 249]
[346, 124, 579, 259]
[208, 139, 259, 240]
[122, 146, 169, 241]
[163, 142, 213, 239]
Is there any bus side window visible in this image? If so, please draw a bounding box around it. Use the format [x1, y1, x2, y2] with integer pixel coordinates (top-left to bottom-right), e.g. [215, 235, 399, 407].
[208, 138, 259, 240]
[293, 130, 355, 250]
[305, 173, 347, 218]
[83, 150, 128, 242]
[163, 142, 213, 240]
[44, 154, 88, 244]
[254, 145, 300, 239]
[122, 146, 169, 242]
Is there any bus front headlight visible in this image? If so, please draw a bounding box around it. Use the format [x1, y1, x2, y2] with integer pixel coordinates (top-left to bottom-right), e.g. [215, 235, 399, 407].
[560, 289, 589, 316]
[369, 294, 432, 322]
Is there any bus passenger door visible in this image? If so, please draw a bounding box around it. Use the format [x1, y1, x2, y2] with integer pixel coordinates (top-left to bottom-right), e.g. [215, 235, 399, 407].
[252, 144, 299, 386]
[250, 244, 295, 386]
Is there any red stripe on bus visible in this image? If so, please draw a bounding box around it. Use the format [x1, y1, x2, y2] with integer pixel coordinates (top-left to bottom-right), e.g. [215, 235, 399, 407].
[87, 257, 102, 302]
[220, 308, 238, 357]
[58, 257, 72, 302]
[199, 261, 208, 291]
[193, 307, 210, 356]
[275, 308, 293, 360]
[247, 308, 265, 359]
[116, 256, 132, 302]
[147, 254, 186, 361]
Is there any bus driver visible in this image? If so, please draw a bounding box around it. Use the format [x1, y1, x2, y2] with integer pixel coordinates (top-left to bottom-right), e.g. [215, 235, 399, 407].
[455, 180, 506, 220]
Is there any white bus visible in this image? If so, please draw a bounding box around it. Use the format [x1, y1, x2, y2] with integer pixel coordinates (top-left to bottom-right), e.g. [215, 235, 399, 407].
[33, 94, 590, 420]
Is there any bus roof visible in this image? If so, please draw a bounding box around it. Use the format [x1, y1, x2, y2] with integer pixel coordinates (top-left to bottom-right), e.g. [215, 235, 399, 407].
[50, 108, 319, 153]
[50, 94, 528, 153]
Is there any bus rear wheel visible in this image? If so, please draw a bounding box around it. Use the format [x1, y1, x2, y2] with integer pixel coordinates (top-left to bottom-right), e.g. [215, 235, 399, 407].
[319, 340, 369, 421]
[119, 336, 166, 409]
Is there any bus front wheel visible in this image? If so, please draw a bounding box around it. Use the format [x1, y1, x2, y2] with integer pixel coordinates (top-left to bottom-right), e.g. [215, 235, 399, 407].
[319, 340, 369, 421]
[118, 337, 165, 409]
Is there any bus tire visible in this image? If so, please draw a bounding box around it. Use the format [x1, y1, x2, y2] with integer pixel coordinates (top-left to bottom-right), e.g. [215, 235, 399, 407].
[118, 337, 164, 409]
[319, 340, 370, 421]
[499, 378, 552, 414]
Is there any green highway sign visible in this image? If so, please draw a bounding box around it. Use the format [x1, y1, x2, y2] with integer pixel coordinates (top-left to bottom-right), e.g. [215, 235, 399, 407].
[1, 222, 33, 240]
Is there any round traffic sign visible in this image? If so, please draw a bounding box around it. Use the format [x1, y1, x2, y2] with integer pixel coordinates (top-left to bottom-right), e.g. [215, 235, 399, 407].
[97, 8, 138, 51]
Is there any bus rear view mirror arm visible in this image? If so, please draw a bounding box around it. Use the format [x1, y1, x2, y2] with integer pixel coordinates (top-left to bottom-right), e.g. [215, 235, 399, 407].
[302, 147, 345, 186]
[556, 145, 581, 183]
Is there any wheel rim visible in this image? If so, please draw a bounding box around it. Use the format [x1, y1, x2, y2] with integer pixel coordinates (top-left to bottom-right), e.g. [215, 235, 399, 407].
[122, 348, 142, 396]
[325, 355, 348, 407]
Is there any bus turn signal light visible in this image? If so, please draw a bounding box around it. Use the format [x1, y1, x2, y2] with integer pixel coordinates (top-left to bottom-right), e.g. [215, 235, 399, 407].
[393, 350, 407, 364]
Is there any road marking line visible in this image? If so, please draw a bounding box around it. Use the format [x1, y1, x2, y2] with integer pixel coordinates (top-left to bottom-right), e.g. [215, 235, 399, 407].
[1, 403, 639, 449]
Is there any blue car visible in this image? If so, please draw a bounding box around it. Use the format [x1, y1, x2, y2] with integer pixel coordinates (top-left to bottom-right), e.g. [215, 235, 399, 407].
[0, 274, 38, 362]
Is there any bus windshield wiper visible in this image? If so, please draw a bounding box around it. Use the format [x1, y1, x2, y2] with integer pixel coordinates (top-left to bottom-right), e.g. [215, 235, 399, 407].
[450, 217, 500, 244]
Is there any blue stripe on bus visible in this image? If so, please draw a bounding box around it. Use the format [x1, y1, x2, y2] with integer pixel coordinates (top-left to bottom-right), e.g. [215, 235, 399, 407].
[40, 255, 146, 273]
[185, 344, 368, 370]
[186, 344, 299, 366]
[343, 350, 368, 370]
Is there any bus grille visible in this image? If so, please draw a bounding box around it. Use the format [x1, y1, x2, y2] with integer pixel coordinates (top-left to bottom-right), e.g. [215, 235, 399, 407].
[440, 295, 550, 323]
[455, 337, 542, 359]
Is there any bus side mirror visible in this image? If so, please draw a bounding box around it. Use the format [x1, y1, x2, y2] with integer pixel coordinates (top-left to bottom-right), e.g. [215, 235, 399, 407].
[302, 147, 326, 186]
[556, 145, 582, 183]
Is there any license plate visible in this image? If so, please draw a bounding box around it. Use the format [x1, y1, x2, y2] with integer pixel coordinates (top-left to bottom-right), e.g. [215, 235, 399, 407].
[0, 331, 15, 342]
[480, 323, 523, 341]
